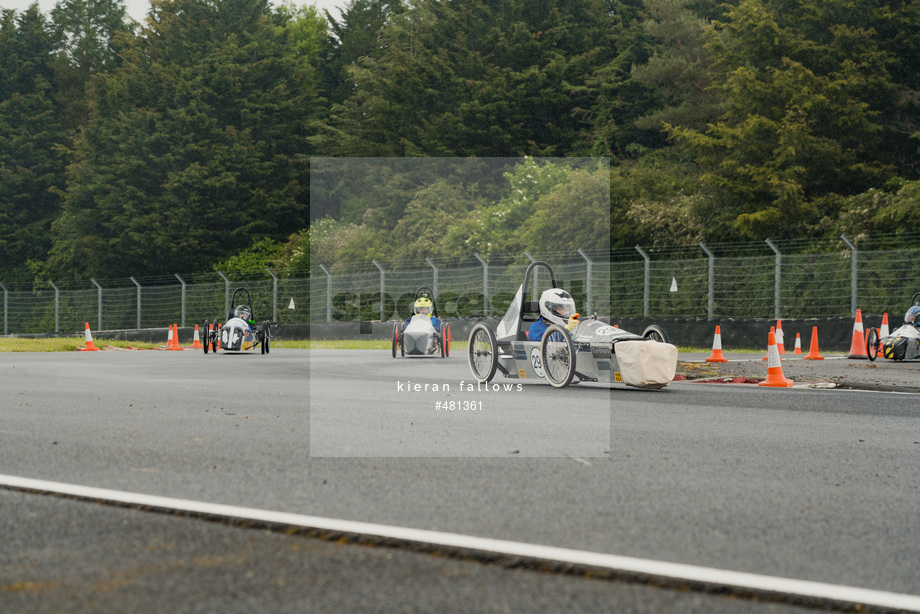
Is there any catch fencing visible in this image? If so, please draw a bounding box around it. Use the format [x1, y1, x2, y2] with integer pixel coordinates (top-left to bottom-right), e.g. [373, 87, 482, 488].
[1, 235, 917, 335]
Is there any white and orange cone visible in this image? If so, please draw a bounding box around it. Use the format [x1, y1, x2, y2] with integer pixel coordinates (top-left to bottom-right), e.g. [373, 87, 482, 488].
[705, 325, 728, 362]
[763, 326, 776, 360]
[803, 326, 824, 360]
[760, 331, 794, 388]
[80, 322, 100, 351]
[167, 324, 183, 351]
[775, 319, 786, 354]
[191, 324, 203, 349]
[847, 309, 867, 359]
[792, 332, 802, 354]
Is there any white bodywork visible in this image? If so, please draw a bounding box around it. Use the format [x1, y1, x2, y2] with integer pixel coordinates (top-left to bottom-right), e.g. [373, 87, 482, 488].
[403, 315, 439, 356]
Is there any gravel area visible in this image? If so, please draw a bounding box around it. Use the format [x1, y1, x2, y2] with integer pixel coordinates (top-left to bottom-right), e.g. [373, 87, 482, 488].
[676, 352, 920, 393]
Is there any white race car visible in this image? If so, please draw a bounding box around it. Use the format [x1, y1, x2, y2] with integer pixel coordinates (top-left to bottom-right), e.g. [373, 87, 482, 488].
[867, 293, 920, 361]
[391, 287, 451, 358]
[203, 288, 271, 354]
[467, 261, 677, 389]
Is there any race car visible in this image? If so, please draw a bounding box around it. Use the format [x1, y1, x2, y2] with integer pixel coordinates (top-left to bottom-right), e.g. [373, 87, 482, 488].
[867, 293, 920, 361]
[203, 287, 271, 354]
[467, 261, 677, 389]
[392, 286, 451, 358]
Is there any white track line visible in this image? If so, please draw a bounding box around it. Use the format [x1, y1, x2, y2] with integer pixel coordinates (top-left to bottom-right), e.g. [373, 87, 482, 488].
[3, 474, 919, 612]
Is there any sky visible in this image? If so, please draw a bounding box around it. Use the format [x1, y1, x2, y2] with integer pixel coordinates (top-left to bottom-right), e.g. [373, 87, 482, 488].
[0, 0, 348, 23]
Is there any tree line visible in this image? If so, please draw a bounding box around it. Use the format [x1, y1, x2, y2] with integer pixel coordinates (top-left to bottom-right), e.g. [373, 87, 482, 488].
[0, 0, 917, 286]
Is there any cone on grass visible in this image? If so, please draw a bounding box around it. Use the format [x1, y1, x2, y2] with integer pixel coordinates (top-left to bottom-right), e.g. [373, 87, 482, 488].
[759, 331, 794, 388]
[793, 332, 802, 354]
[191, 324, 203, 349]
[803, 326, 825, 360]
[775, 319, 786, 354]
[705, 326, 728, 362]
[847, 309, 868, 359]
[80, 322, 100, 351]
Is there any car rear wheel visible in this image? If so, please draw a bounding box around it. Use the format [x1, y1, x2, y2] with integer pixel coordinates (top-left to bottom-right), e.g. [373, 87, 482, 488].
[392, 323, 399, 358]
[261, 321, 270, 354]
[468, 323, 497, 383]
[445, 323, 451, 357]
[541, 325, 575, 388]
[203, 320, 210, 354]
[866, 327, 879, 361]
[642, 324, 669, 343]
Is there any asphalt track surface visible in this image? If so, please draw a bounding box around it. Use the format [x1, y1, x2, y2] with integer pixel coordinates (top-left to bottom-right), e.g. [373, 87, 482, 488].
[2, 348, 919, 613]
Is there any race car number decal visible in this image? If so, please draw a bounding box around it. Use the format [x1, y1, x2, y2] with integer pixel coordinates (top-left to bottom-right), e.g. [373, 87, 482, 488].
[594, 326, 617, 336]
[530, 347, 545, 378]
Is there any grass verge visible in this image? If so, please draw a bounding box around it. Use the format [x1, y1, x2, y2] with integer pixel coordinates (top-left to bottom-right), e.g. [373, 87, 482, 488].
[0, 338, 160, 352]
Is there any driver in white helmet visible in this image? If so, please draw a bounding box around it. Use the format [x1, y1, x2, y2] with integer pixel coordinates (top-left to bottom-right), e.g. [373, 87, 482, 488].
[528, 288, 580, 341]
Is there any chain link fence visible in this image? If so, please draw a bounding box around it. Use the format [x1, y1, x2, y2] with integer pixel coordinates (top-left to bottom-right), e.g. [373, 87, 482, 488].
[1, 236, 917, 335]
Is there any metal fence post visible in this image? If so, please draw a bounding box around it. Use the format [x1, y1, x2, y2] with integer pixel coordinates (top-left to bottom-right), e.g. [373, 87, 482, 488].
[91, 279, 103, 331]
[0, 282, 7, 335]
[766, 239, 781, 319]
[578, 249, 593, 315]
[700, 243, 715, 319]
[425, 257, 438, 299]
[218, 271, 230, 319]
[174, 274, 186, 327]
[266, 268, 279, 322]
[130, 277, 141, 329]
[372, 260, 386, 321]
[635, 246, 650, 318]
[49, 281, 60, 333]
[840, 234, 858, 316]
[319, 264, 332, 323]
[474, 253, 489, 316]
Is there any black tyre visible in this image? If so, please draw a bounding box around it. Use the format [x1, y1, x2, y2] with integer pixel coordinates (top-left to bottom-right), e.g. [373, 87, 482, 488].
[439, 321, 449, 358]
[866, 327, 879, 362]
[642, 324, 669, 344]
[203, 320, 210, 354]
[445, 324, 451, 358]
[392, 322, 399, 358]
[541, 325, 576, 389]
[468, 323, 498, 383]
[400, 323, 405, 357]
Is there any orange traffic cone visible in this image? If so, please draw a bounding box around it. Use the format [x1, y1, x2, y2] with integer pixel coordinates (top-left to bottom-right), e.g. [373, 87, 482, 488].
[775, 319, 785, 354]
[167, 324, 183, 351]
[215, 324, 221, 349]
[191, 324, 203, 349]
[763, 326, 776, 360]
[792, 332, 802, 354]
[847, 309, 867, 359]
[760, 331, 794, 387]
[80, 322, 100, 351]
[880, 312, 890, 338]
[803, 326, 824, 360]
[705, 325, 728, 362]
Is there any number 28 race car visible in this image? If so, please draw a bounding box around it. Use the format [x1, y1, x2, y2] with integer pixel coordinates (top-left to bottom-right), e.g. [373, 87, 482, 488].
[392, 286, 452, 358]
[467, 261, 678, 389]
[203, 287, 271, 354]
[867, 292, 920, 361]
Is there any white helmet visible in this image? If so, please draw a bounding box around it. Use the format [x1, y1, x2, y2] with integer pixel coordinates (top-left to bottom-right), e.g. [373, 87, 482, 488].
[539, 288, 576, 327]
